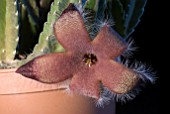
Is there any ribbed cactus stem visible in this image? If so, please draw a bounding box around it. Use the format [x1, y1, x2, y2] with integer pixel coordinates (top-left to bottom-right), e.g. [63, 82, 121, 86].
[0, 0, 6, 62]
[27, 0, 80, 61]
[21, 0, 39, 25]
[124, 0, 147, 38]
[84, 0, 99, 11]
[5, 0, 18, 62]
[0, 0, 18, 64]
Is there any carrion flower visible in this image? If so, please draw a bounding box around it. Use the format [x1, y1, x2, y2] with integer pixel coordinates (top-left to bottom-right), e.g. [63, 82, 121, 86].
[16, 4, 154, 105]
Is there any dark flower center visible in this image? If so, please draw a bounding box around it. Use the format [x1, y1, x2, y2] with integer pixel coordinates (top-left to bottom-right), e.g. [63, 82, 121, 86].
[83, 53, 97, 67]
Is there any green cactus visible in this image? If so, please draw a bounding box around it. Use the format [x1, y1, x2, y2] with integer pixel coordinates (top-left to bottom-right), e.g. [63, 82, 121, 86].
[0, 0, 18, 68]
[84, 0, 99, 11]
[16, 0, 54, 59]
[84, 0, 147, 38]
[0, 0, 147, 69]
[26, 0, 81, 62]
[122, 0, 147, 38]
[21, 0, 39, 25]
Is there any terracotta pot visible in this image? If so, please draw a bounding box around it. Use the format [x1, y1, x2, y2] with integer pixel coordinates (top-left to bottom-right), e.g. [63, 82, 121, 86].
[0, 69, 115, 114]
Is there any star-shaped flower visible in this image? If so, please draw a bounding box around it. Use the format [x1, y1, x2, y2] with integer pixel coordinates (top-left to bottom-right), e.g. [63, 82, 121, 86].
[16, 4, 139, 100]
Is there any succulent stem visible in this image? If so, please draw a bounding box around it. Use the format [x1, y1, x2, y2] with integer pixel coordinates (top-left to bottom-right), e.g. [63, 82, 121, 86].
[26, 0, 80, 61]
[0, 0, 18, 64]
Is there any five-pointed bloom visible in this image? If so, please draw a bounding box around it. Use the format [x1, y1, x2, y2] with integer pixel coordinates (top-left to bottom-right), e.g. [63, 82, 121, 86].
[16, 4, 139, 100]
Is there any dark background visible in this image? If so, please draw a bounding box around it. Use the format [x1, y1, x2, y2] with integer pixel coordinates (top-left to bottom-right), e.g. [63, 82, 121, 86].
[116, 0, 161, 114]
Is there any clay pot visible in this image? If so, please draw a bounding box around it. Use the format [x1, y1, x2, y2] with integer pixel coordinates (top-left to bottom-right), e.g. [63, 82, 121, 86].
[0, 69, 115, 114]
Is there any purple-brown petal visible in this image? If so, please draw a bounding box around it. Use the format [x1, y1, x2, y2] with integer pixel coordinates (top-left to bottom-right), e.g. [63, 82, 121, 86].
[16, 61, 36, 80]
[96, 60, 139, 94]
[70, 65, 100, 99]
[92, 26, 127, 59]
[16, 53, 76, 83]
[54, 3, 91, 52]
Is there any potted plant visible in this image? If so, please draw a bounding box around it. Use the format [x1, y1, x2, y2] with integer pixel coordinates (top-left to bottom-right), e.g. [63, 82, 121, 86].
[0, 0, 154, 114]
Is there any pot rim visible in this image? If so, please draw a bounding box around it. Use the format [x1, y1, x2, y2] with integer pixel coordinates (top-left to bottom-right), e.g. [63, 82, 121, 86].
[0, 69, 68, 95]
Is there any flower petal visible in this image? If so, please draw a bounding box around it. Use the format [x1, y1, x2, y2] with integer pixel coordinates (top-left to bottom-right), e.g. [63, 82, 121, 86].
[97, 60, 139, 94]
[70, 65, 100, 99]
[54, 4, 91, 52]
[92, 26, 127, 59]
[16, 53, 76, 83]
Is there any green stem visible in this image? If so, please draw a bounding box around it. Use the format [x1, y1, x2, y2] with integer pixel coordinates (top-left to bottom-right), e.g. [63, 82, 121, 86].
[0, 0, 6, 61]
[0, 0, 18, 63]
[26, 0, 80, 62]
[84, 0, 99, 11]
